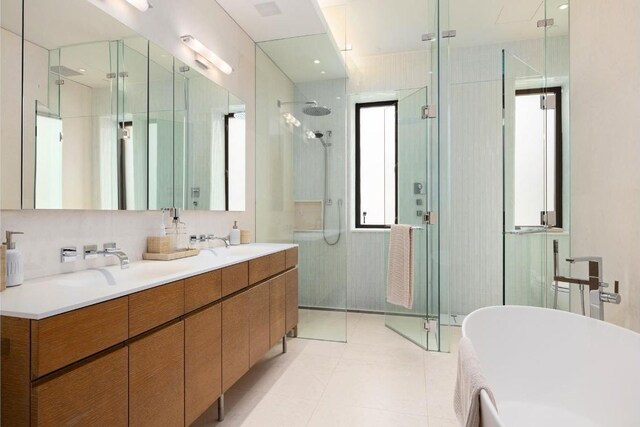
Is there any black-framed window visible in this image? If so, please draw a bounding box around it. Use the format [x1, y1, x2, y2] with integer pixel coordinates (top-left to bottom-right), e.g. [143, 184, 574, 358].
[514, 86, 563, 228]
[355, 101, 398, 228]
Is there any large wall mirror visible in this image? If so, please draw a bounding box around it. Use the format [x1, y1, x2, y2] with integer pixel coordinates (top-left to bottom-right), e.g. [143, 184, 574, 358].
[0, 0, 246, 211]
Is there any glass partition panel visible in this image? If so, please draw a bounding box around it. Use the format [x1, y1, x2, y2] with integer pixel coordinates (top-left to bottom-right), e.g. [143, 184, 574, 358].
[256, 30, 348, 342]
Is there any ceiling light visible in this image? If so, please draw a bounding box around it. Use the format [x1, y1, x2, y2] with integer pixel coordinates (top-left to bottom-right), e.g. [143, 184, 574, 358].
[558, 3, 568, 10]
[320, 71, 326, 74]
[254, 1, 282, 17]
[125, 0, 150, 12]
[180, 35, 232, 75]
[314, 59, 320, 64]
[78, 68, 86, 73]
[336, 96, 341, 100]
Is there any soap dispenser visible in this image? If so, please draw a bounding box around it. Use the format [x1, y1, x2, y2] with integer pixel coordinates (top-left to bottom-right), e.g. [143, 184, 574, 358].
[230, 221, 241, 246]
[5, 231, 24, 287]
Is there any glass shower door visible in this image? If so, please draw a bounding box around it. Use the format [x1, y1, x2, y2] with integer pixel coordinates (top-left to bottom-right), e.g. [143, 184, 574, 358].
[384, 86, 440, 351]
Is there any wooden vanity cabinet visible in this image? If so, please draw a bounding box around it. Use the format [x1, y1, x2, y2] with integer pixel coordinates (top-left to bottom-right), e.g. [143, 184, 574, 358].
[129, 321, 185, 427]
[221, 291, 250, 392]
[285, 268, 299, 332]
[31, 347, 128, 426]
[0, 248, 299, 426]
[269, 275, 286, 347]
[249, 282, 271, 367]
[185, 304, 222, 426]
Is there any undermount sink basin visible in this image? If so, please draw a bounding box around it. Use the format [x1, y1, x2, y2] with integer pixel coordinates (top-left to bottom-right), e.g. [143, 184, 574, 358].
[51, 269, 117, 288]
[200, 245, 265, 258]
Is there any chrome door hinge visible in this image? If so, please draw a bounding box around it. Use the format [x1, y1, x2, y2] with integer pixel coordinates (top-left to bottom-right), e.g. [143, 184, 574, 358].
[423, 319, 438, 332]
[442, 30, 457, 38]
[537, 18, 555, 28]
[421, 33, 436, 42]
[540, 211, 557, 227]
[55, 79, 64, 85]
[423, 211, 437, 225]
[540, 93, 556, 110]
[118, 71, 129, 78]
[422, 105, 436, 119]
[106, 72, 117, 79]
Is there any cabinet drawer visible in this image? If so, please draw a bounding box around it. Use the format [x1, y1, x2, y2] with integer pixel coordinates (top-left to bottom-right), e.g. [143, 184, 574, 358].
[249, 251, 286, 285]
[185, 304, 222, 426]
[269, 275, 286, 347]
[129, 281, 184, 337]
[285, 268, 299, 333]
[32, 347, 128, 427]
[185, 271, 222, 312]
[129, 321, 185, 427]
[31, 297, 128, 378]
[221, 262, 248, 297]
[285, 247, 298, 269]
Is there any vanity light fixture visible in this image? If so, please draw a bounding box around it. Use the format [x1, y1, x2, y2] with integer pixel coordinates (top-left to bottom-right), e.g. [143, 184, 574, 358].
[125, 0, 151, 12]
[180, 35, 233, 75]
[558, 3, 568, 10]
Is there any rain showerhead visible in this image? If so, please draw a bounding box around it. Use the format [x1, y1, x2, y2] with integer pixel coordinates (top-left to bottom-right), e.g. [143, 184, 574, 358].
[303, 104, 331, 116]
[277, 99, 331, 116]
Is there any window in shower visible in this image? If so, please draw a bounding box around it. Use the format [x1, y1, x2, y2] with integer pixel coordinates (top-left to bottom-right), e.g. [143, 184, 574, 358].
[514, 87, 563, 228]
[355, 101, 398, 228]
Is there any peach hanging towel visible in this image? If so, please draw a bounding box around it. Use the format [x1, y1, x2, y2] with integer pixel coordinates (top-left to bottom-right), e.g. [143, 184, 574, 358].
[386, 224, 414, 309]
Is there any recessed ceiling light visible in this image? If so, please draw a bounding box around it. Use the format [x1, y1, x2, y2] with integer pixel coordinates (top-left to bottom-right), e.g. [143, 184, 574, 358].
[78, 68, 86, 73]
[320, 71, 326, 74]
[314, 59, 320, 64]
[255, 1, 282, 17]
[558, 3, 568, 10]
[336, 96, 341, 100]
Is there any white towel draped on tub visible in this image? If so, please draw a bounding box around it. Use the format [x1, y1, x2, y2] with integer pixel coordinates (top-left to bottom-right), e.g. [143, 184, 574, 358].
[454, 337, 498, 427]
[386, 224, 414, 309]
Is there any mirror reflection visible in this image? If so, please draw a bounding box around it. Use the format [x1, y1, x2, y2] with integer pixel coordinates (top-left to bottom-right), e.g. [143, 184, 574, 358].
[1, 0, 246, 211]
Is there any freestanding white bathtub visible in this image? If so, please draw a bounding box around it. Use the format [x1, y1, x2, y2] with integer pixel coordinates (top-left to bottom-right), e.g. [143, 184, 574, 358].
[462, 306, 640, 427]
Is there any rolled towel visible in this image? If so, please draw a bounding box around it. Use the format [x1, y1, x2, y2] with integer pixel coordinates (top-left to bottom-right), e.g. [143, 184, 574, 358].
[454, 337, 498, 427]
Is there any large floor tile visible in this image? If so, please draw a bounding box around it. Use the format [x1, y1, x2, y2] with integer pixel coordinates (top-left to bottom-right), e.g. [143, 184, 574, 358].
[308, 403, 430, 427]
[320, 357, 428, 416]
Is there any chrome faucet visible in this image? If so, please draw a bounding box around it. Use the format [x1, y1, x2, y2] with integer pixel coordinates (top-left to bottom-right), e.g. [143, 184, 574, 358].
[210, 235, 230, 248]
[85, 243, 130, 269]
[552, 240, 620, 321]
[189, 234, 230, 248]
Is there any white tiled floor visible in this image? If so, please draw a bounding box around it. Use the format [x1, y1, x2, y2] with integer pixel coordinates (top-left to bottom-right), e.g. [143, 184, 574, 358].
[194, 313, 461, 427]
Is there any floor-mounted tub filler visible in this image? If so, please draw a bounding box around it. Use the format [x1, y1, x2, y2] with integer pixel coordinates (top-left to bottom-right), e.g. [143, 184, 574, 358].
[462, 306, 640, 427]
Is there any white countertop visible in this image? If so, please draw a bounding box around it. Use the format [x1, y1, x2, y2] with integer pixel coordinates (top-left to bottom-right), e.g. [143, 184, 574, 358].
[0, 243, 297, 320]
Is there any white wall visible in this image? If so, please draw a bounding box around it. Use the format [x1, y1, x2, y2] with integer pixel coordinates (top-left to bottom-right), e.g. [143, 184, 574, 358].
[0, 0, 256, 280]
[570, 0, 640, 332]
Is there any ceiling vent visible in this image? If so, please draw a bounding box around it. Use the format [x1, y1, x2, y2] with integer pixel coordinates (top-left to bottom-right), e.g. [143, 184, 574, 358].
[49, 65, 82, 77]
[254, 1, 282, 17]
